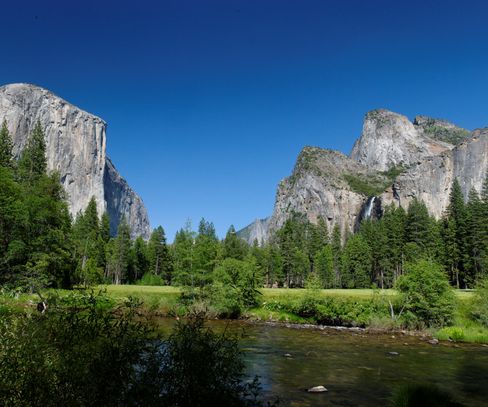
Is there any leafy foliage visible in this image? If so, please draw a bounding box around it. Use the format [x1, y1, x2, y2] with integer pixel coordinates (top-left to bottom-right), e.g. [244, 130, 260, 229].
[0, 292, 269, 407]
[395, 260, 455, 327]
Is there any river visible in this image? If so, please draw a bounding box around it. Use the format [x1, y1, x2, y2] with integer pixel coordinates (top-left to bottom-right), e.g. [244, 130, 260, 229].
[158, 319, 488, 406]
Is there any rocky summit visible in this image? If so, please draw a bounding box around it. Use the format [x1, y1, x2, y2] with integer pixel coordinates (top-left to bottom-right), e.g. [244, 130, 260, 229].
[238, 109, 479, 244]
[0, 83, 150, 238]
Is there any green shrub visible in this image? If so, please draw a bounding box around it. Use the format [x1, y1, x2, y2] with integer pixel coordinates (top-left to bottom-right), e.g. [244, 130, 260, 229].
[158, 314, 269, 406]
[0, 292, 269, 407]
[395, 260, 455, 327]
[471, 277, 488, 327]
[209, 258, 262, 318]
[136, 272, 165, 286]
[262, 293, 390, 327]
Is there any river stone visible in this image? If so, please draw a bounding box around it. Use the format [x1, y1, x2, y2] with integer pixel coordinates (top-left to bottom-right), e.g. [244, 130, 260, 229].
[428, 339, 439, 345]
[307, 386, 328, 393]
[388, 351, 399, 356]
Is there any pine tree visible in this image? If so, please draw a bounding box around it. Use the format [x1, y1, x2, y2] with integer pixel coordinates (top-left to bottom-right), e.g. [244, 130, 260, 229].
[193, 218, 219, 286]
[331, 224, 342, 286]
[0, 120, 14, 168]
[147, 226, 173, 284]
[131, 236, 149, 281]
[223, 225, 248, 260]
[100, 212, 111, 243]
[0, 166, 27, 282]
[465, 188, 485, 284]
[405, 198, 431, 253]
[314, 245, 334, 288]
[445, 179, 468, 287]
[340, 234, 372, 288]
[17, 121, 47, 184]
[384, 205, 406, 283]
[107, 216, 131, 284]
[359, 218, 388, 288]
[305, 218, 329, 273]
[171, 222, 196, 286]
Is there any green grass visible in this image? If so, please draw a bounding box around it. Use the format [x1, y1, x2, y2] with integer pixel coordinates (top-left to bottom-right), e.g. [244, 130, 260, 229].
[101, 285, 181, 313]
[2, 285, 485, 343]
[435, 295, 488, 344]
[261, 287, 397, 299]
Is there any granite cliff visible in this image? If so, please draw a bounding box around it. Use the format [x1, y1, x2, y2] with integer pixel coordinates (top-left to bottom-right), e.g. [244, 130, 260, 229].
[0, 83, 150, 238]
[239, 109, 480, 244]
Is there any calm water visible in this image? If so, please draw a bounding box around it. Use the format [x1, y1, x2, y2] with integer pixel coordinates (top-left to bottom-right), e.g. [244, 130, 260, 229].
[158, 319, 488, 406]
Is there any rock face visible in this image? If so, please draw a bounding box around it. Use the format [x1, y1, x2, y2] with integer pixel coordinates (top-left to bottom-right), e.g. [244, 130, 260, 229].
[264, 148, 367, 241]
[239, 109, 482, 244]
[0, 83, 150, 238]
[236, 218, 270, 245]
[382, 128, 488, 218]
[350, 109, 453, 172]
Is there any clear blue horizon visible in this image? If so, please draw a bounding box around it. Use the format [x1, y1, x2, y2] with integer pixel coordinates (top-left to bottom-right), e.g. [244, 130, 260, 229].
[2, 0, 488, 240]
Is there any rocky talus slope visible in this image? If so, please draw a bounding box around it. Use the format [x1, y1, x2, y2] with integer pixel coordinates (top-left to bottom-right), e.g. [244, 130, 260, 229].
[0, 83, 150, 238]
[239, 109, 480, 244]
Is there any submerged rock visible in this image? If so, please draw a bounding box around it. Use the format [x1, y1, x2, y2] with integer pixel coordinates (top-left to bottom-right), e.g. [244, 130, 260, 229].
[307, 385, 328, 393]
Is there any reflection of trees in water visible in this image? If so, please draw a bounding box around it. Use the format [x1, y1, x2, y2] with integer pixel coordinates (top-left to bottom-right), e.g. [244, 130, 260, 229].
[457, 353, 488, 399]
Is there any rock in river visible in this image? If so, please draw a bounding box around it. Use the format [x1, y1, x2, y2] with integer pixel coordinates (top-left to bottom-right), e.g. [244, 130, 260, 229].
[307, 386, 328, 393]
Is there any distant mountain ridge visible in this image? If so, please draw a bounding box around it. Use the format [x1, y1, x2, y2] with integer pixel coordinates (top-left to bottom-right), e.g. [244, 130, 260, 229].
[238, 109, 479, 244]
[0, 83, 150, 238]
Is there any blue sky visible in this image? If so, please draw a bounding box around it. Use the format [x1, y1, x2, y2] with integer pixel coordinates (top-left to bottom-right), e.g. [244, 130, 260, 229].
[2, 0, 488, 239]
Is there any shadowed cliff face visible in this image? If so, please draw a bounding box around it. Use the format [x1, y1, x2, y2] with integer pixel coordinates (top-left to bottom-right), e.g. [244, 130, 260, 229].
[239, 109, 480, 244]
[0, 83, 150, 238]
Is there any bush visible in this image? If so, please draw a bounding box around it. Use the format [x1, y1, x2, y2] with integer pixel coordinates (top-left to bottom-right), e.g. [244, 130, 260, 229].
[0, 292, 153, 406]
[209, 258, 262, 318]
[0, 291, 268, 407]
[158, 314, 268, 406]
[137, 272, 165, 286]
[262, 293, 390, 327]
[395, 260, 455, 327]
[471, 277, 488, 327]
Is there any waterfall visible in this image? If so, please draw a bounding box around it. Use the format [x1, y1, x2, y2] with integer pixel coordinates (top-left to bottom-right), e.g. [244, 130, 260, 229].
[364, 196, 376, 220]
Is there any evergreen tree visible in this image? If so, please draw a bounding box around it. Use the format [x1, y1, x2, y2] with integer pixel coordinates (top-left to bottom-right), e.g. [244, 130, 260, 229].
[107, 217, 131, 285]
[17, 121, 47, 184]
[147, 226, 173, 284]
[305, 218, 329, 273]
[359, 219, 388, 288]
[405, 198, 434, 258]
[171, 222, 196, 286]
[71, 197, 105, 285]
[100, 212, 111, 243]
[223, 225, 248, 260]
[0, 166, 27, 282]
[131, 236, 149, 282]
[383, 205, 406, 283]
[331, 224, 342, 286]
[0, 120, 14, 168]
[445, 179, 468, 287]
[340, 234, 372, 288]
[193, 218, 219, 286]
[314, 245, 334, 288]
[465, 188, 485, 283]
[22, 172, 73, 288]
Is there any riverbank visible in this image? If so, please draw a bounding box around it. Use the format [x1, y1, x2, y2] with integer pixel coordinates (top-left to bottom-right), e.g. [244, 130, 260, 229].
[2, 285, 487, 344]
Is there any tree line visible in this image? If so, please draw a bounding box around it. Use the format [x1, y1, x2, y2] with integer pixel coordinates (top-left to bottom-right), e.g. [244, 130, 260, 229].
[1, 120, 487, 290]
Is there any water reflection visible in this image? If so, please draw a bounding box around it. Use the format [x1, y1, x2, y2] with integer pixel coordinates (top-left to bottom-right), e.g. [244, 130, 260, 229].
[156, 319, 488, 406]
